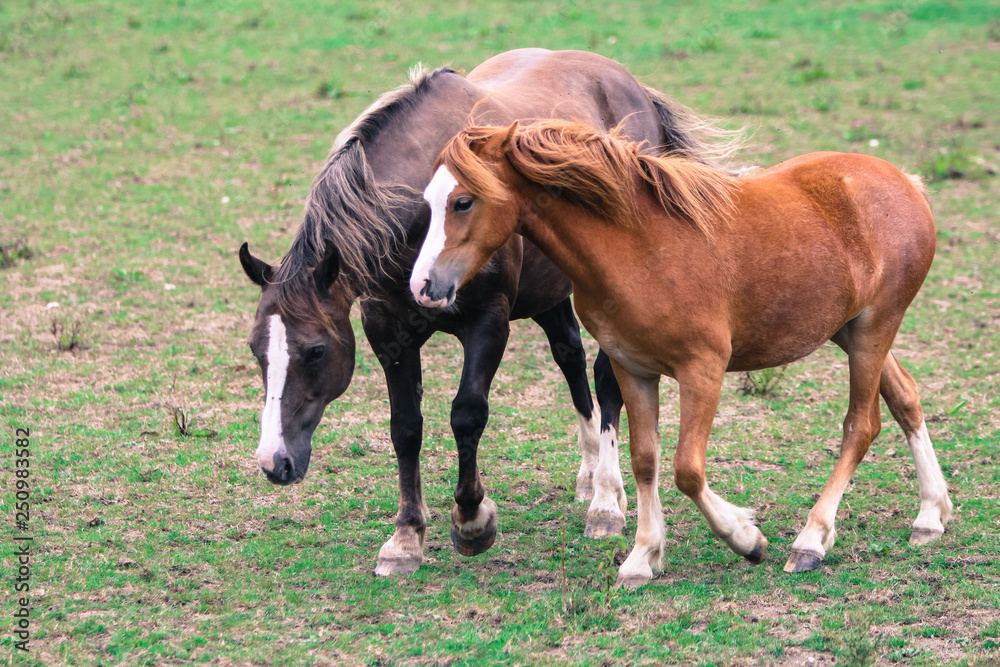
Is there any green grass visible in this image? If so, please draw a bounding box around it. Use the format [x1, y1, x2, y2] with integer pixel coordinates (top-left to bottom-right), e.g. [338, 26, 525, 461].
[2, 0, 999, 664]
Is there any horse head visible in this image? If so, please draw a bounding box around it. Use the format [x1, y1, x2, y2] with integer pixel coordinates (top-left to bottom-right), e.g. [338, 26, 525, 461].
[239, 242, 356, 484]
[409, 122, 521, 309]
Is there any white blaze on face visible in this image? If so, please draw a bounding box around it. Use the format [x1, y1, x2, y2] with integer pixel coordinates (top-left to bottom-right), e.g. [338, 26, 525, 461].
[410, 165, 459, 307]
[256, 314, 290, 471]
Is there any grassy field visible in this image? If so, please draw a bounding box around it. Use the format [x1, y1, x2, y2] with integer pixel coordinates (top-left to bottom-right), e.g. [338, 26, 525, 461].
[1, 0, 999, 664]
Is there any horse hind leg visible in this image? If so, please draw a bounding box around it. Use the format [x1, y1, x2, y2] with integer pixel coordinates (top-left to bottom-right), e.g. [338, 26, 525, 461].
[880, 352, 953, 544]
[785, 320, 889, 573]
[584, 350, 628, 539]
[532, 302, 627, 538]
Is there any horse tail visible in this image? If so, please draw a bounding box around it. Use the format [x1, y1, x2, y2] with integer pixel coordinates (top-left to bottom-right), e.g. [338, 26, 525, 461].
[640, 84, 747, 169]
[905, 172, 931, 206]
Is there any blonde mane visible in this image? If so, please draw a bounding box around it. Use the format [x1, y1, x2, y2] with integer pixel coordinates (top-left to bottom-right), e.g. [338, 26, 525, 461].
[441, 119, 740, 236]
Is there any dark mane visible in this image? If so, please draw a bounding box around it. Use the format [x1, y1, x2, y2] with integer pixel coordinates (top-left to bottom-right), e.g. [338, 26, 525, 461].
[271, 65, 455, 329]
[442, 120, 740, 237]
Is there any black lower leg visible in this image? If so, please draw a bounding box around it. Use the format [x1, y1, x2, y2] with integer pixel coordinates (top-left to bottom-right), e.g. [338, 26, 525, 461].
[595, 349, 623, 434]
[532, 297, 595, 419]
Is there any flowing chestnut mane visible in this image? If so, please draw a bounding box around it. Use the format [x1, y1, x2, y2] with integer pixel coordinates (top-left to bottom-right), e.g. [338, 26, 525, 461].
[438, 119, 741, 237]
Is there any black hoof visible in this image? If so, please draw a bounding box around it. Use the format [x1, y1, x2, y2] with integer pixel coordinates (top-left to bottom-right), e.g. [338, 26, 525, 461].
[783, 548, 823, 573]
[743, 539, 768, 565]
[451, 522, 496, 557]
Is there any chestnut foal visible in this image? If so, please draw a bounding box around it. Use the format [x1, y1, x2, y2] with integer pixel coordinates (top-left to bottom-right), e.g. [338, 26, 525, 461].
[410, 119, 952, 586]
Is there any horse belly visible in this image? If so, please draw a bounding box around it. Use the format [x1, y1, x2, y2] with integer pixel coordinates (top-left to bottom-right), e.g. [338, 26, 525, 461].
[727, 289, 856, 372]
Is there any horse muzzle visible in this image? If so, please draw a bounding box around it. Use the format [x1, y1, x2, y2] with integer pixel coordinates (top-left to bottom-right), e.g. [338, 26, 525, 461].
[258, 443, 310, 486]
[414, 271, 457, 309]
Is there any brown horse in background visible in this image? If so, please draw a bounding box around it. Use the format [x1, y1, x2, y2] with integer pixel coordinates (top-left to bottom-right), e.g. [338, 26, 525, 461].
[410, 119, 953, 586]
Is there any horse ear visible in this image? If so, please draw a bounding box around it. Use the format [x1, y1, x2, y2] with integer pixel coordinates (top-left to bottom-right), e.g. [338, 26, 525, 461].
[239, 242, 273, 287]
[499, 121, 519, 151]
[313, 244, 341, 295]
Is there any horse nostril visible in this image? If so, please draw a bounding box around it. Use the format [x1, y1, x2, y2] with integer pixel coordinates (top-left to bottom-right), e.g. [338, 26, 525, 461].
[420, 278, 432, 297]
[273, 454, 294, 483]
[444, 284, 455, 302]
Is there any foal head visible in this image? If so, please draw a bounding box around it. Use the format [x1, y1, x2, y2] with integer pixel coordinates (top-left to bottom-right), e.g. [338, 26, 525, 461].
[410, 123, 521, 309]
[240, 243, 356, 484]
[410, 119, 737, 308]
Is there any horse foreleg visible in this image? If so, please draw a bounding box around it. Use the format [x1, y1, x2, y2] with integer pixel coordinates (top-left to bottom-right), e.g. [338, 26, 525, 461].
[674, 360, 768, 564]
[786, 322, 888, 573]
[879, 352, 953, 544]
[585, 349, 627, 538]
[363, 306, 431, 577]
[611, 362, 663, 588]
[449, 310, 510, 557]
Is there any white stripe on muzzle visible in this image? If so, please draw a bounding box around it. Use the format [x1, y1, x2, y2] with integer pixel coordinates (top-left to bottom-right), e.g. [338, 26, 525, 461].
[257, 314, 290, 471]
[410, 166, 458, 307]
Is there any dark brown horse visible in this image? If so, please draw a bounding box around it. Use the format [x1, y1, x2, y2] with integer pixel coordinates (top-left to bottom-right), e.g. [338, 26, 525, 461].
[238, 49, 740, 576]
[411, 119, 953, 586]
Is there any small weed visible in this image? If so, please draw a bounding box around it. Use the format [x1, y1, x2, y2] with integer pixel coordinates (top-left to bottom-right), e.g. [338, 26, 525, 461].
[946, 399, 967, 415]
[316, 81, 345, 99]
[748, 28, 777, 39]
[903, 80, 924, 90]
[63, 63, 88, 79]
[697, 35, 720, 52]
[594, 536, 627, 610]
[919, 144, 993, 182]
[844, 125, 880, 143]
[349, 441, 366, 457]
[918, 626, 950, 638]
[172, 407, 218, 438]
[834, 607, 880, 667]
[868, 541, 892, 557]
[51, 318, 85, 352]
[887, 645, 921, 660]
[790, 58, 830, 84]
[981, 620, 1000, 638]
[802, 631, 828, 651]
[0, 239, 33, 268]
[808, 94, 838, 113]
[111, 267, 147, 292]
[238, 11, 269, 30]
[739, 366, 787, 396]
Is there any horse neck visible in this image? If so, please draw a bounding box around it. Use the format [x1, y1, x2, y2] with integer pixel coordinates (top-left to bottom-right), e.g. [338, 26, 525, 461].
[514, 174, 716, 297]
[514, 179, 635, 293]
[365, 75, 488, 240]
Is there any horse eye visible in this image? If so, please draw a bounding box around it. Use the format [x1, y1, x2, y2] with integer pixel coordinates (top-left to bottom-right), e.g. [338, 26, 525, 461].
[304, 345, 326, 363]
[453, 197, 473, 213]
